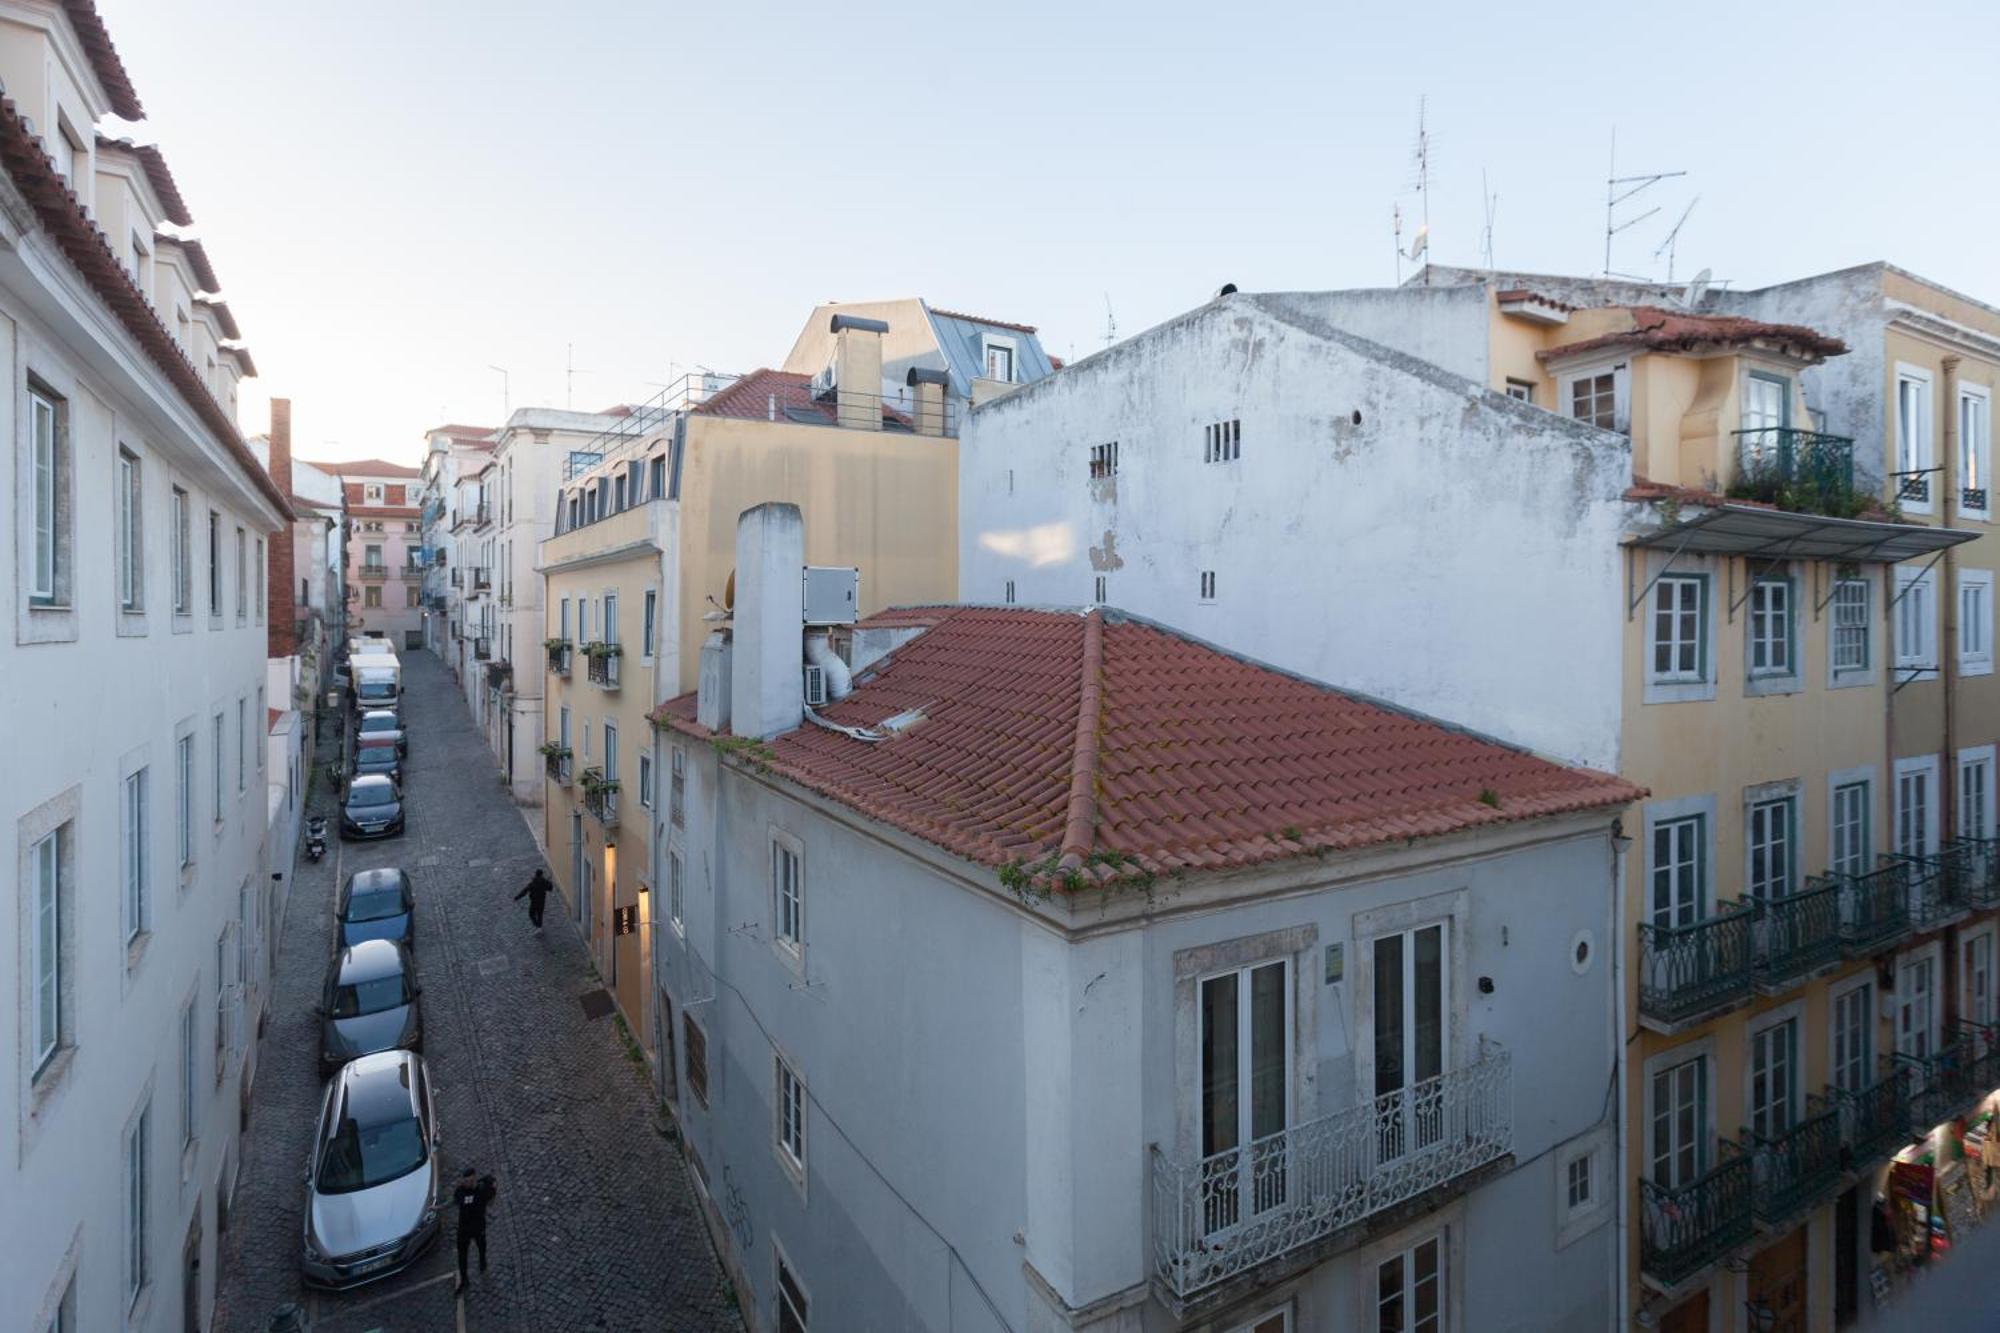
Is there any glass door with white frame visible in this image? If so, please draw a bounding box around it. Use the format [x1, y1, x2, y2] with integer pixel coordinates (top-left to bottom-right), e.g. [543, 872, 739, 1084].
[1650, 1055, 1707, 1189]
[1749, 1020, 1797, 1138]
[1966, 933, 1995, 1029]
[1374, 923, 1448, 1163]
[1652, 817, 1703, 927]
[1831, 984, 1872, 1094]
[1198, 960, 1290, 1233]
[1742, 373, 1791, 472]
[1897, 952, 1938, 1087]
[1376, 1234, 1444, 1333]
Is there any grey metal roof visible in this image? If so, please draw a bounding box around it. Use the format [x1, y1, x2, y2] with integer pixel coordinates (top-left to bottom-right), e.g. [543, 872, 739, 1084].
[923, 306, 1055, 399]
[1627, 505, 1977, 563]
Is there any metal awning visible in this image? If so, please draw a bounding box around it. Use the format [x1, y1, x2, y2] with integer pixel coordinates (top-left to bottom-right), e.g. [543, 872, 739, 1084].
[1626, 504, 1978, 563]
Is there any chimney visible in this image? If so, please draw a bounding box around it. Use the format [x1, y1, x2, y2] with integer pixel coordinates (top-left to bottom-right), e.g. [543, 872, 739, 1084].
[729, 502, 804, 740]
[830, 313, 886, 431]
[695, 631, 733, 732]
[906, 366, 949, 437]
[265, 398, 296, 659]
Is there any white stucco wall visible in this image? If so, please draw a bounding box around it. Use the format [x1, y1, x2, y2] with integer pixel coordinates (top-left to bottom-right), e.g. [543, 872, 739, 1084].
[959, 293, 1630, 771]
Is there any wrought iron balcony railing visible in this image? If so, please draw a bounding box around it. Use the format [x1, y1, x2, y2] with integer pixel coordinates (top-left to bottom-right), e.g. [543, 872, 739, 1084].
[1148, 1046, 1510, 1302]
[1750, 882, 1840, 991]
[1638, 903, 1755, 1029]
[470, 569, 491, 593]
[1741, 1097, 1844, 1227]
[1830, 1069, 1908, 1173]
[547, 642, 572, 676]
[1885, 849, 1968, 930]
[587, 646, 622, 689]
[1814, 866, 1912, 958]
[1894, 1030, 1997, 1132]
[473, 636, 491, 661]
[1730, 428, 1860, 517]
[543, 748, 571, 782]
[472, 500, 492, 528]
[1640, 1145, 1753, 1292]
[358, 565, 388, 581]
[583, 782, 620, 828]
[1948, 836, 2000, 909]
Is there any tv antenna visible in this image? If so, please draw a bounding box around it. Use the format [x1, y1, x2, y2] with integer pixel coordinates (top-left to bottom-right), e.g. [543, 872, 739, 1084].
[1101, 293, 1117, 348]
[1653, 197, 1700, 284]
[564, 342, 594, 410]
[1410, 95, 1434, 286]
[1602, 129, 1685, 279]
[1480, 170, 1498, 272]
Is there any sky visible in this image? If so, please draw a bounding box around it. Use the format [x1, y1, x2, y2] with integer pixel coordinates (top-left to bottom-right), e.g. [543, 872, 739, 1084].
[100, 0, 2000, 467]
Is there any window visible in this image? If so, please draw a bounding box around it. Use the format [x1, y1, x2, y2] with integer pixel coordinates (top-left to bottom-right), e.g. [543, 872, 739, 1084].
[1961, 749, 1995, 841]
[234, 527, 246, 620]
[365, 483, 382, 502]
[614, 473, 627, 511]
[364, 586, 382, 608]
[1897, 367, 1935, 506]
[177, 735, 195, 868]
[1832, 579, 1870, 674]
[1199, 570, 1217, 602]
[1003, 579, 1016, 605]
[1504, 378, 1535, 404]
[1831, 780, 1870, 878]
[123, 770, 148, 944]
[603, 721, 617, 784]
[1966, 932, 1996, 1028]
[558, 707, 571, 780]
[179, 1001, 197, 1146]
[1960, 570, 1994, 675]
[1093, 575, 1107, 604]
[125, 1106, 149, 1306]
[1896, 759, 1936, 857]
[1375, 1234, 1443, 1333]
[668, 849, 684, 934]
[1650, 814, 1705, 927]
[1204, 419, 1242, 463]
[643, 589, 657, 660]
[1649, 1054, 1706, 1188]
[773, 838, 803, 957]
[171, 488, 191, 614]
[1749, 1017, 1797, 1138]
[207, 510, 222, 614]
[604, 592, 619, 647]
[1088, 441, 1118, 479]
[364, 543, 383, 570]
[1742, 371, 1791, 437]
[1372, 926, 1446, 1162]
[237, 700, 247, 792]
[1650, 576, 1706, 683]
[1963, 384, 1992, 515]
[1898, 948, 1939, 1062]
[29, 386, 63, 604]
[1567, 367, 1620, 432]
[983, 340, 1015, 383]
[50, 116, 79, 184]
[405, 586, 421, 608]
[1748, 574, 1793, 676]
[649, 454, 666, 500]
[30, 829, 62, 1070]
[212, 713, 225, 823]
[254, 538, 265, 621]
[638, 754, 654, 809]
[776, 1250, 810, 1333]
[683, 1014, 708, 1106]
[1200, 958, 1291, 1228]
[1895, 568, 1937, 671]
[1226, 1308, 1291, 1333]
[670, 747, 685, 825]
[560, 597, 570, 643]
[1746, 796, 1793, 900]
[1566, 1155, 1591, 1210]
[117, 448, 143, 611]
[1831, 982, 1872, 1093]
[775, 1054, 807, 1176]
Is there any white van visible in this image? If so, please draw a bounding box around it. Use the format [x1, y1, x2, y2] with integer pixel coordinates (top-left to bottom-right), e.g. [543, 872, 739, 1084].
[354, 660, 401, 708]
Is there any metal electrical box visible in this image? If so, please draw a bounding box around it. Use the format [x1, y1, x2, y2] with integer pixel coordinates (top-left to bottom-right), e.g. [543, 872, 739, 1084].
[802, 566, 859, 625]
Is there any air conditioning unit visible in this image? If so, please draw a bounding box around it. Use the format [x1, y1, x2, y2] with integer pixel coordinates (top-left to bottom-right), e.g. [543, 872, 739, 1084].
[810, 362, 838, 401]
[803, 665, 828, 708]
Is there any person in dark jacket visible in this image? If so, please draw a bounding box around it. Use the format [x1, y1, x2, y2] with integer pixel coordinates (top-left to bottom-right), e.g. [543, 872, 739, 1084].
[514, 869, 554, 931]
[453, 1167, 497, 1292]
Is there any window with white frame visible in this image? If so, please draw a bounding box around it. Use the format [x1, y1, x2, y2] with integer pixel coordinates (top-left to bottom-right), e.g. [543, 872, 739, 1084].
[1961, 748, 1997, 842]
[207, 510, 221, 615]
[982, 338, 1015, 383]
[604, 592, 619, 648]
[668, 848, 684, 934]
[670, 746, 685, 826]
[1553, 1125, 1612, 1248]
[1749, 1017, 1798, 1138]
[179, 1000, 197, 1147]
[254, 538, 265, 623]
[1746, 795, 1794, 900]
[638, 753, 654, 809]
[1896, 759, 1936, 857]
[1832, 578, 1870, 674]
[212, 713, 224, 823]
[1093, 574, 1106, 604]
[1831, 780, 1870, 878]
[1650, 575, 1706, 682]
[1375, 1232, 1444, 1333]
[1897, 947, 1940, 1063]
[237, 700, 246, 792]
[125, 1105, 149, 1306]
[1895, 568, 1937, 671]
[1566, 365, 1624, 432]
[1204, 419, 1242, 463]
[1089, 440, 1118, 480]
[117, 448, 143, 611]
[123, 770, 148, 945]
[1962, 383, 1992, 515]
[234, 527, 246, 620]
[1649, 1053, 1707, 1188]
[1504, 378, 1535, 403]
[29, 385, 64, 606]
[176, 734, 194, 868]
[642, 589, 657, 660]
[171, 487, 191, 615]
[603, 721, 617, 784]
[772, 836, 803, 957]
[776, 1248, 810, 1333]
[30, 828, 63, 1071]
[1831, 980, 1872, 1093]
[1371, 926, 1445, 1162]
[1200, 957, 1293, 1226]
[1960, 570, 1994, 675]
[1965, 930, 1996, 1028]
[1567, 1155, 1592, 1210]
[1651, 814, 1705, 927]
[775, 1053, 807, 1177]
[1748, 572, 1793, 676]
[1897, 368, 1935, 507]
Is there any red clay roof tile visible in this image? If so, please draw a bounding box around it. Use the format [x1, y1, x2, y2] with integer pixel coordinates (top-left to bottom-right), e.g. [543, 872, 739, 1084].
[1542, 306, 1846, 363]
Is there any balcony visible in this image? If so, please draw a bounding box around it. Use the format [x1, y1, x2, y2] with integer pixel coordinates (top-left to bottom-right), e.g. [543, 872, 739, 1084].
[1830, 1069, 1908, 1173]
[1895, 1026, 2000, 1132]
[546, 640, 572, 676]
[1638, 903, 1755, 1032]
[467, 569, 490, 597]
[1949, 836, 2000, 909]
[580, 770, 621, 827]
[472, 500, 492, 530]
[542, 746, 571, 782]
[1147, 1046, 1510, 1305]
[1728, 428, 1863, 519]
[473, 636, 491, 661]
[358, 565, 389, 582]
[448, 570, 462, 589]
[1639, 1147, 1753, 1292]
[1741, 1098, 1843, 1228]
[1885, 849, 1971, 932]
[1750, 881, 1841, 992]
[1816, 865, 1911, 958]
[585, 643, 622, 689]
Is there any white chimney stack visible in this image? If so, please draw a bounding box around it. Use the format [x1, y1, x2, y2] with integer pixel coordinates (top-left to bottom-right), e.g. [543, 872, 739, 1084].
[729, 502, 805, 740]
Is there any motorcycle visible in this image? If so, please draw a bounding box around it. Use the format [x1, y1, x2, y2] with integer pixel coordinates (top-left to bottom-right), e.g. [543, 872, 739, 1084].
[304, 815, 328, 864]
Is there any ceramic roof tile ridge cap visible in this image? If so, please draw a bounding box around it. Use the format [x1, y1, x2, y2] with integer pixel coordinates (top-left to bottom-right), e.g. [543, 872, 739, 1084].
[1055, 608, 1105, 874]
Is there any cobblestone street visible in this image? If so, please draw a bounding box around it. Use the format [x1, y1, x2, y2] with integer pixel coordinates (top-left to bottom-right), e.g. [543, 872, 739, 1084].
[215, 651, 742, 1333]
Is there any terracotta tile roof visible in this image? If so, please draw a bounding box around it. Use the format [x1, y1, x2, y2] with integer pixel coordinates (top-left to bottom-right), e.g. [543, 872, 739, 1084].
[267, 707, 282, 730]
[655, 608, 1640, 887]
[432, 423, 497, 443]
[1541, 306, 1846, 363]
[0, 89, 289, 521]
[195, 295, 240, 340]
[692, 367, 912, 428]
[60, 1, 143, 120]
[94, 136, 193, 225]
[306, 458, 424, 478]
[929, 307, 1038, 335]
[220, 343, 257, 377]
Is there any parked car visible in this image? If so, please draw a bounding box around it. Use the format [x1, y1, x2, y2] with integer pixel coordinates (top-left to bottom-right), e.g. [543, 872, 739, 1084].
[352, 740, 401, 784]
[299, 1050, 442, 1289]
[355, 709, 407, 758]
[336, 867, 414, 949]
[317, 940, 422, 1078]
[340, 776, 405, 841]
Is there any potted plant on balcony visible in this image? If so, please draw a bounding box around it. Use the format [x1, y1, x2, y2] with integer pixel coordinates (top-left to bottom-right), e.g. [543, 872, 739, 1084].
[543, 637, 571, 652]
[580, 641, 622, 659]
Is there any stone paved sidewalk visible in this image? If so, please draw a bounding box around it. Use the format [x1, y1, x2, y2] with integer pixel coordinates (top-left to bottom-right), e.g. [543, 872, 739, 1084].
[214, 651, 742, 1332]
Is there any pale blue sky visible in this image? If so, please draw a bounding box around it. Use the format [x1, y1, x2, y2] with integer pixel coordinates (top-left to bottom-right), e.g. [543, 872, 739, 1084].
[103, 0, 1997, 464]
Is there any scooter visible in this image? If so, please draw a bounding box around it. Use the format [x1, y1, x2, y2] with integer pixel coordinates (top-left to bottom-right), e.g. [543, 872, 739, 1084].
[304, 816, 328, 863]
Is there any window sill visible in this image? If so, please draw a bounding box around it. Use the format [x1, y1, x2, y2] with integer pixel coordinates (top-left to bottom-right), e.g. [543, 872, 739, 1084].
[171, 613, 193, 636]
[1828, 669, 1878, 691]
[179, 859, 196, 891]
[1961, 660, 1995, 678]
[1642, 678, 1716, 705]
[774, 1148, 808, 1200]
[116, 610, 148, 638]
[28, 1045, 77, 1117]
[1745, 673, 1803, 698]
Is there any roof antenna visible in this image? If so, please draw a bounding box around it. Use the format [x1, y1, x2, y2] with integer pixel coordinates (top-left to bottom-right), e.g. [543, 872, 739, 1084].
[1654, 196, 1699, 285]
[1410, 95, 1434, 286]
[1602, 127, 1686, 280]
[1101, 293, 1118, 348]
[1480, 170, 1498, 272]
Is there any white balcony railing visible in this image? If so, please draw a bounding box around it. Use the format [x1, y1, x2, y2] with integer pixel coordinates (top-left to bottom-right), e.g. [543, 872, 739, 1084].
[1148, 1044, 1511, 1301]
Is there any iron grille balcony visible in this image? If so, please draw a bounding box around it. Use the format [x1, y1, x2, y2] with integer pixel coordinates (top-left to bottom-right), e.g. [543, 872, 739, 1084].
[586, 645, 622, 689]
[358, 565, 388, 581]
[1147, 1046, 1510, 1302]
[449, 570, 462, 588]
[580, 772, 620, 827]
[1815, 866, 1912, 958]
[1895, 1031, 1996, 1132]
[1956, 1020, 2000, 1102]
[542, 747, 571, 782]
[1968, 486, 1989, 511]
[473, 500, 492, 528]
[1730, 428, 1860, 517]
[1831, 1069, 1908, 1173]
[1640, 1146, 1753, 1292]
[1885, 849, 1968, 930]
[1750, 881, 1840, 991]
[1948, 836, 2000, 909]
[1638, 903, 1755, 1030]
[1741, 1097, 1844, 1227]
[473, 636, 491, 661]
[547, 641, 572, 676]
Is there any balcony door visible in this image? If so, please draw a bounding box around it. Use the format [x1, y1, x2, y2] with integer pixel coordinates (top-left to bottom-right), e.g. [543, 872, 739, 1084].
[1374, 923, 1448, 1162]
[1897, 950, 1938, 1065]
[1198, 959, 1291, 1233]
[1650, 1054, 1707, 1189]
[1749, 1019, 1798, 1138]
[1743, 373, 1791, 437]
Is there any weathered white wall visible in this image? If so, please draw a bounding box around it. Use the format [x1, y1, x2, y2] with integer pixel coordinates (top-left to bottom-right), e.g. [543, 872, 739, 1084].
[1259, 285, 1492, 383]
[960, 293, 1630, 770]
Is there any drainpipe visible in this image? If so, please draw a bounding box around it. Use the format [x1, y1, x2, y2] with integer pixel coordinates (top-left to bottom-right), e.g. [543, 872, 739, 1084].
[1611, 821, 1632, 1333]
[1942, 356, 1962, 1026]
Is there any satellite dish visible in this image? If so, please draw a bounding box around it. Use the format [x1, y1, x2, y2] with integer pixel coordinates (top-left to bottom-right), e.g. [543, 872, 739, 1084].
[1405, 225, 1429, 261]
[723, 568, 735, 613]
[1681, 267, 1712, 310]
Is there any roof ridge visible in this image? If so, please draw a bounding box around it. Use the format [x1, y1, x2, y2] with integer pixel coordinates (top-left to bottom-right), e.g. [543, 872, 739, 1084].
[1056, 609, 1105, 871]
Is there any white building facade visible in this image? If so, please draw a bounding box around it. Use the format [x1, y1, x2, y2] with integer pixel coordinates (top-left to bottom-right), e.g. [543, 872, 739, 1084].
[0, 5, 289, 1329]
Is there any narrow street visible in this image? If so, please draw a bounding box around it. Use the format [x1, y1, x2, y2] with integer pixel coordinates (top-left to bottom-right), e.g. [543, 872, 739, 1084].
[215, 651, 742, 1332]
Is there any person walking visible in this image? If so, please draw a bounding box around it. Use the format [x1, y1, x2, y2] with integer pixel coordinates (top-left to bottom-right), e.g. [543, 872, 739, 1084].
[514, 868, 554, 931]
[452, 1167, 497, 1293]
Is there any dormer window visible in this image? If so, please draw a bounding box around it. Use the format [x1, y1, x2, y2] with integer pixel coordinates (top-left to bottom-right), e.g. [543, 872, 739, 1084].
[1562, 362, 1628, 435]
[130, 231, 151, 287]
[982, 336, 1016, 383]
[51, 114, 84, 190]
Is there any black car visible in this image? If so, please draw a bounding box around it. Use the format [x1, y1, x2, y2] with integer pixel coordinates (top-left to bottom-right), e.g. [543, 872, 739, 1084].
[353, 740, 402, 784]
[356, 709, 407, 758]
[317, 939, 422, 1078]
[340, 776, 405, 841]
[337, 867, 414, 948]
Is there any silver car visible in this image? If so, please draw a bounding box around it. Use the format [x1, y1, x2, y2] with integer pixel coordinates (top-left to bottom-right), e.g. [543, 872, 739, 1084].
[317, 940, 422, 1079]
[300, 1050, 442, 1289]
